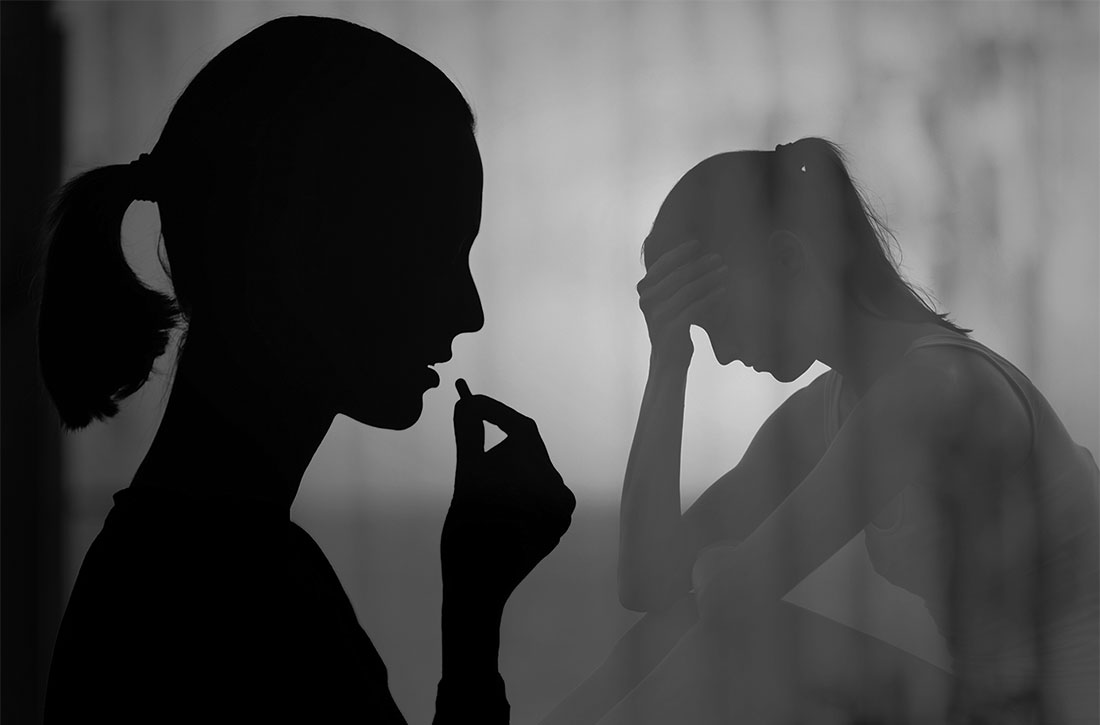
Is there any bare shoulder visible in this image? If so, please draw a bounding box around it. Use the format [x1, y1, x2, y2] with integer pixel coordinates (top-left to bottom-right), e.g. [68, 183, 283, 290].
[871, 343, 1033, 470]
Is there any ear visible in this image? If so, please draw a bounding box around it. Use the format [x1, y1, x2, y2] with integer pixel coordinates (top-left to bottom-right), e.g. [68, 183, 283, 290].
[765, 229, 806, 279]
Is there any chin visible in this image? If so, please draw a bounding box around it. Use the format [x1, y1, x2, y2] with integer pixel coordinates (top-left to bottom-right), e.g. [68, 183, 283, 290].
[345, 389, 425, 431]
[768, 359, 814, 383]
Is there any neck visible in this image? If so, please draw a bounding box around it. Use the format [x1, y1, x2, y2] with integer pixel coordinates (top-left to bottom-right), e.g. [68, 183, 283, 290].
[817, 308, 956, 398]
[132, 334, 334, 512]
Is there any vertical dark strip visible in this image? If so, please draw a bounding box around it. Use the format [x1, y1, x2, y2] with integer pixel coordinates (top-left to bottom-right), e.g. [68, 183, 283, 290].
[1, 1, 65, 722]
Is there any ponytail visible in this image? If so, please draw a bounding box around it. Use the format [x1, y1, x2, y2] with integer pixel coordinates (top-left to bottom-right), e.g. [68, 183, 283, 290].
[37, 161, 179, 430]
[774, 138, 971, 337]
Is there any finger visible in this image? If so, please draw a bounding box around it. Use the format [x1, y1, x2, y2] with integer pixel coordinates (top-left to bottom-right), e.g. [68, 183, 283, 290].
[668, 279, 730, 329]
[639, 254, 724, 310]
[559, 482, 577, 517]
[637, 239, 701, 292]
[552, 485, 577, 531]
[456, 378, 472, 400]
[454, 395, 485, 461]
[483, 480, 574, 537]
[650, 265, 729, 322]
[639, 244, 712, 297]
[459, 393, 538, 437]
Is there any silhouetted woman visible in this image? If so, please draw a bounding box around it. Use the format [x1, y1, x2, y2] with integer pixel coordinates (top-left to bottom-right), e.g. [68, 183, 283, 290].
[39, 17, 574, 723]
[546, 138, 1098, 725]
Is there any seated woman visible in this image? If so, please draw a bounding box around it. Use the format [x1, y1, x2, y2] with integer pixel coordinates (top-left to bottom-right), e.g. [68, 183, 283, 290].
[544, 138, 1098, 725]
[39, 16, 575, 723]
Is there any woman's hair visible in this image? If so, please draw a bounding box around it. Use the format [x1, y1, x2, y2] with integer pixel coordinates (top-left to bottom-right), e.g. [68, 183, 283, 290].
[37, 16, 475, 430]
[644, 137, 970, 338]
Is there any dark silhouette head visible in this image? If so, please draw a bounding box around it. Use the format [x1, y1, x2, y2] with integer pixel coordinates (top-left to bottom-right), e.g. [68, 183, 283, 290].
[38, 16, 484, 431]
[643, 137, 968, 382]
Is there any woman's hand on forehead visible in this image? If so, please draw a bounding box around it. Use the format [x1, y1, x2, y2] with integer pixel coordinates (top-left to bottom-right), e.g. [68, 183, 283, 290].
[637, 239, 729, 370]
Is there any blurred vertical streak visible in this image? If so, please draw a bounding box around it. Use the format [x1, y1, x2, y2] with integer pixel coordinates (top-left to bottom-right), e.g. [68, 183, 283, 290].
[1, 1, 64, 722]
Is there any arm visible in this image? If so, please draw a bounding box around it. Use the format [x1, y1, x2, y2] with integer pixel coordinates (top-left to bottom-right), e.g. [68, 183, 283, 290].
[619, 369, 825, 612]
[434, 600, 509, 723]
[617, 353, 689, 611]
[435, 383, 575, 724]
[692, 349, 1032, 629]
[617, 238, 729, 613]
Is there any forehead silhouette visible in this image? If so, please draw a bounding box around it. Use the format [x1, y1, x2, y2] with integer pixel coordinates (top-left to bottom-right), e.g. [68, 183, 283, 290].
[645, 151, 772, 268]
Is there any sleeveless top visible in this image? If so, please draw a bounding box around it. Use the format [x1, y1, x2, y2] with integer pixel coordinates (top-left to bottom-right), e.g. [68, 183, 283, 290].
[822, 332, 1099, 721]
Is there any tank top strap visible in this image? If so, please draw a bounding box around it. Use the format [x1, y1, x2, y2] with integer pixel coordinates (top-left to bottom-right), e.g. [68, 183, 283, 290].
[903, 333, 1039, 459]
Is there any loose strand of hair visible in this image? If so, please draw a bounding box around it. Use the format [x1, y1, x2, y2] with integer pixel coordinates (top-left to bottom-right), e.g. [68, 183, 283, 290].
[826, 141, 972, 337]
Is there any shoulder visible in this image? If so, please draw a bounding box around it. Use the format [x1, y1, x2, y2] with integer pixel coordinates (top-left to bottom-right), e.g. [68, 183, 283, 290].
[867, 344, 1032, 468]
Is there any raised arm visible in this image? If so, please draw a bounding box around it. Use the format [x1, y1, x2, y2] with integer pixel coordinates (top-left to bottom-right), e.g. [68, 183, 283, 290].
[619, 237, 824, 612]
[618, 239, 719, 612]
[435, 382, 576, 724]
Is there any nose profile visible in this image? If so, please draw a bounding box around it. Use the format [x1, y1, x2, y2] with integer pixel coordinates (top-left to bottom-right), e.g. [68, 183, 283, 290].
[465, 292, 484, 334]
[457, 273, 484, 335]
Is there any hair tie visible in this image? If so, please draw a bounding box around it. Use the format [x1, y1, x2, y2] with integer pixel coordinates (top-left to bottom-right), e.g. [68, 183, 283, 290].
[129, 153, 160, 202]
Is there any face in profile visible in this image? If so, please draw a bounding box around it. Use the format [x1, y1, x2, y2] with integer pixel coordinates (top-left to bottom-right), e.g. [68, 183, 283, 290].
[276, 126, 485, 429]
[696, 238, 821, 383]
[650, 157, 824, 382]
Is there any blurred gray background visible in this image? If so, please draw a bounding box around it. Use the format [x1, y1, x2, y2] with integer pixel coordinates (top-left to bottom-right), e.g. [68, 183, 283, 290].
[6, 2, 1097, 723]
